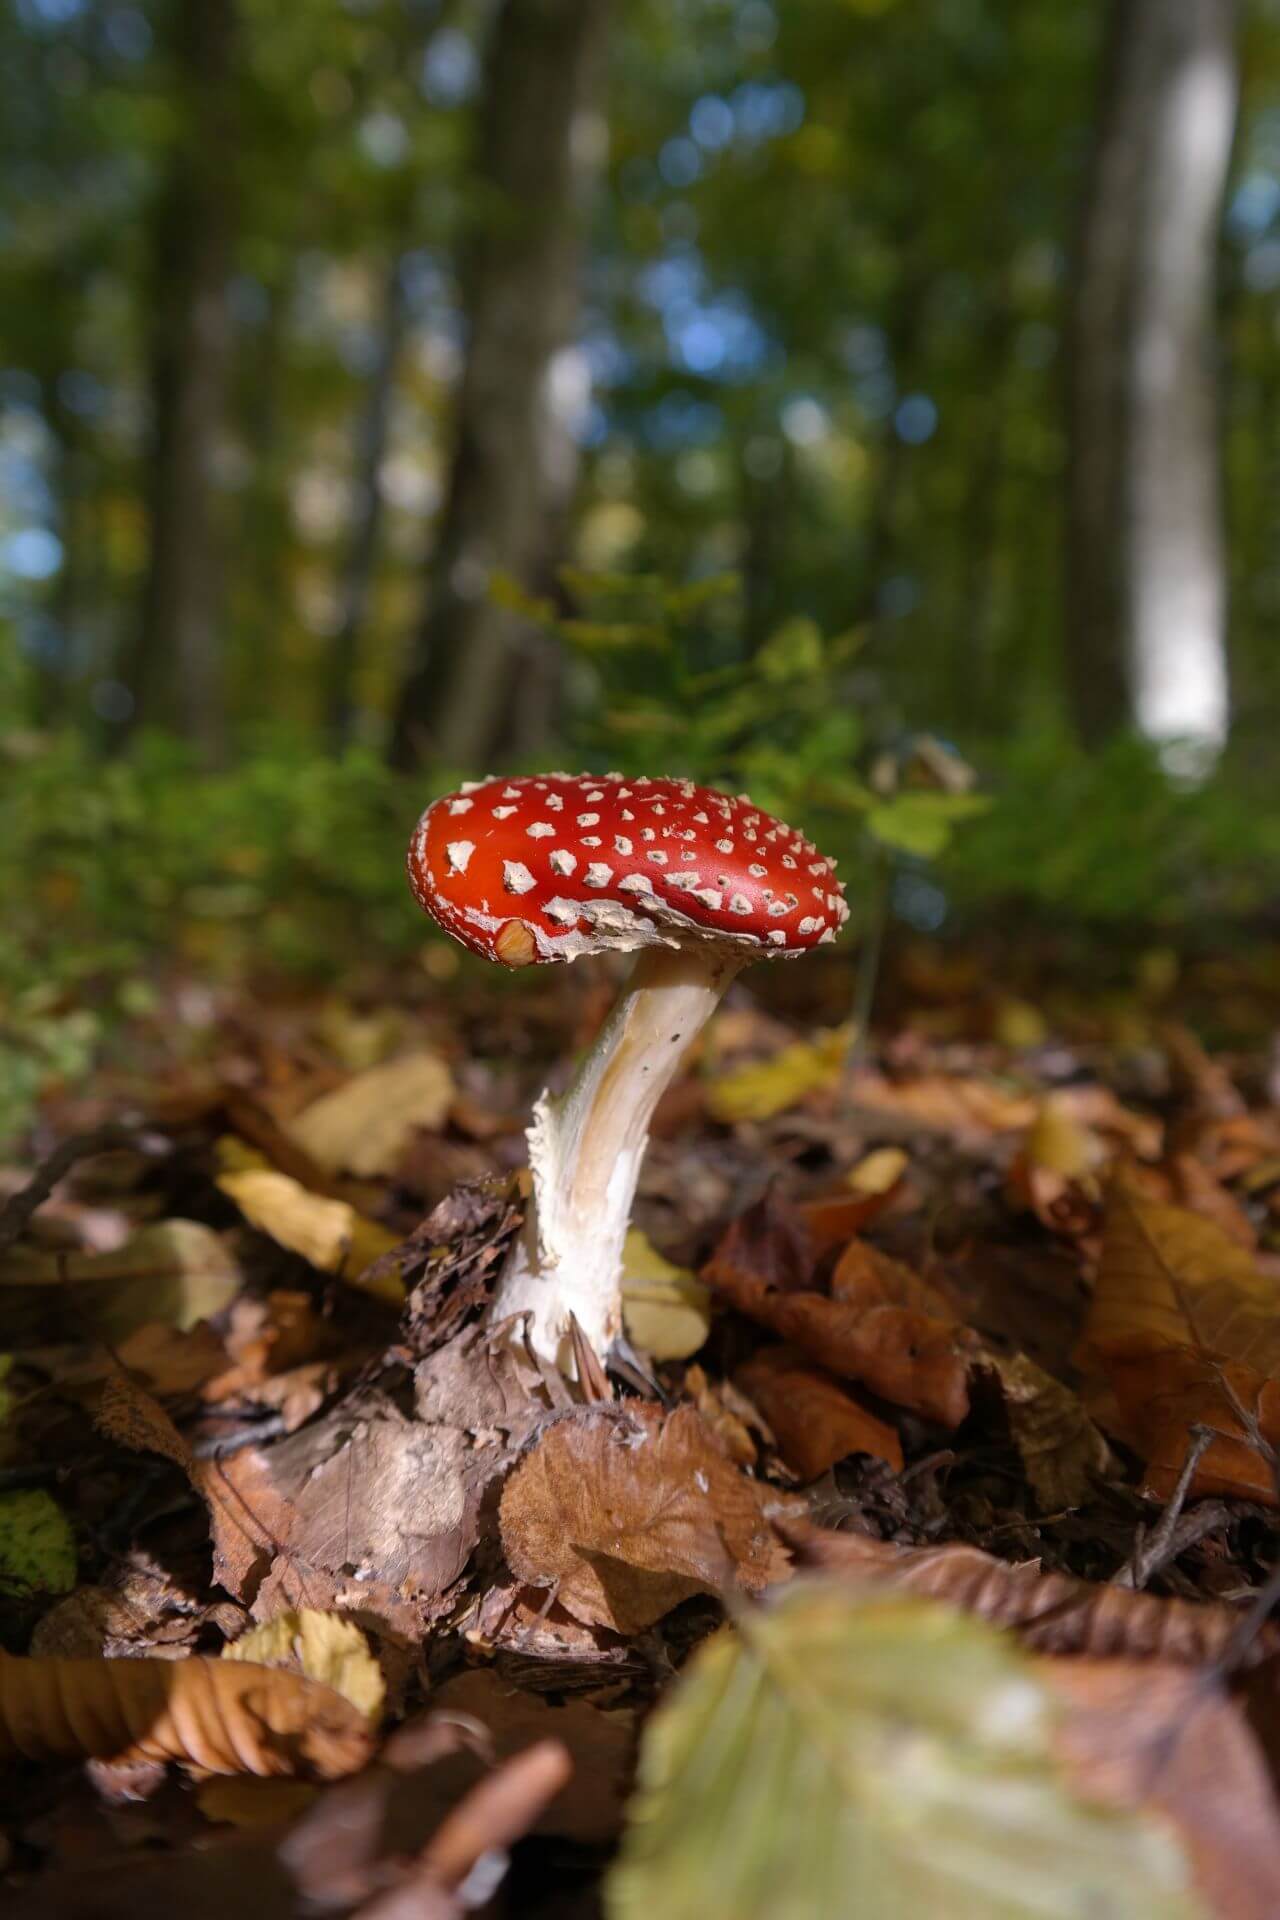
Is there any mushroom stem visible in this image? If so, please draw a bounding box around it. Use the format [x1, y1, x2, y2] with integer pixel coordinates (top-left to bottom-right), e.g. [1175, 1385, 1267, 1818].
[491, 942, 745, 1368]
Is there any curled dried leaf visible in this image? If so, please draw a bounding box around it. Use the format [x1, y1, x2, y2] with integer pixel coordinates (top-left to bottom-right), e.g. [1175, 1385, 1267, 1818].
[796, 1530, 1280, 1667]
[735, 1347, 902, 1480]
[0, 1648, 374, 1778]
[704, 1217, 973, 1428]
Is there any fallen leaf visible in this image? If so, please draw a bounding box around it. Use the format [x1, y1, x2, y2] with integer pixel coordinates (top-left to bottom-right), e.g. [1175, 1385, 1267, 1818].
[704, 1214, 974, 1428]
[0, 1648, 373, 1778]
[795, 1530, 1280, 1666]
[980, 1349, 1113, 1510]
[0, 1489, 76, 1598]
[289, 1051, 454, 1177]
[849, 1068, 1038, 1142]
[620, 1228, 711, 1360]
[1045, 1657, 1280, 1920]
[0, 1219, 241, 1342]
[1169, 1151, 1257, 1249]
[681, 1364, 760, 1468]
[498, 1404, 788, 1633]
[217, 1163, 403, 1301]
[847, 1145, 910, 1194]
[607, 1583, 1205, 1920]
[95, 1366, 195, 1475]
[223, 1609, 385, 1724]
[202, 1407, 484, 1641]
[735, 1346, 902, 1479]
[704, 1025, 851, 1124]
[1080, 1184, 1280, 1502]
[431, 1668, 634, 1843]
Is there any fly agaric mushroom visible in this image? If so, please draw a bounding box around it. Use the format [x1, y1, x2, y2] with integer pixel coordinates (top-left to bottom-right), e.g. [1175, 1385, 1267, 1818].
[407, 773, 848, 1366]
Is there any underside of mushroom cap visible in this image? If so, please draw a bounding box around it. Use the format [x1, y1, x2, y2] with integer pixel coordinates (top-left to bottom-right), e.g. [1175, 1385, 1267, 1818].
[407, 772, 849, 966]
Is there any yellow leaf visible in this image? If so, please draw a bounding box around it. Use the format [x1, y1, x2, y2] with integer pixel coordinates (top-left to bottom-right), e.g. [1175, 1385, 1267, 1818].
[621, 1229, 711, 1361]
[288, 1050, 454, 1177]
[1025, 1097, 1101, 1179]
[223, 1608, 385, 1725]
[216, 1166, 403, 1303]
[0, 1220, 241, 1335]
[846, 1146, 908, 1195]
[705, 1026, 851, 1125]
[993, 997, 1049, 1050]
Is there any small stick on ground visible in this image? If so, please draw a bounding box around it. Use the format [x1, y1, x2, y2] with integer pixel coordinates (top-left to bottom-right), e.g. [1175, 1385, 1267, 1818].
[1113, 1424, 1214, 1591]
[0, 1121, 150, 1255]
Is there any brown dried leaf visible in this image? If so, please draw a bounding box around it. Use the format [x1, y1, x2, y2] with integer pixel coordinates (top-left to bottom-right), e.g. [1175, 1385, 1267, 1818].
[0, 1648, 373, 1778]
[1046, 1657, 1280, 1920]
[796, 1529, 1280, 1666]
[704, 1218, 973, 1428]
[980, 1349, 1114, 1510]
[95, 1367, 195, 1476]
[735, 1347, 902, 1480]
[430, 1669, 634, 1843]
[498, 1404, 788, 1633]
[201, 1409, 483, 1640]
[1080, 1184, 1280, 1502]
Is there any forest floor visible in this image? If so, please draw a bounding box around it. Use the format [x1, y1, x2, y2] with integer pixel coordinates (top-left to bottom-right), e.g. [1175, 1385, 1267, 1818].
[3, 931, 1280, 1917]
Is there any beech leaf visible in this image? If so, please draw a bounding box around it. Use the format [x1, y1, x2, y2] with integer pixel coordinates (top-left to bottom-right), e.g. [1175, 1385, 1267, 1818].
[223, 1608, 385, 1724]
[797, 1529, 1280, 1668]
[620, 1229, 711, 1360]
[288, 1050, 454, 1177]
[735, 1346, 902, 1479]
[217, 1162, 403, 1301]
[704, 1026, 851, 1124]
[608, 1583, 1204, 1920]
[1080, 1184, 1280, 1502]
[498, 1404, 788, 1632]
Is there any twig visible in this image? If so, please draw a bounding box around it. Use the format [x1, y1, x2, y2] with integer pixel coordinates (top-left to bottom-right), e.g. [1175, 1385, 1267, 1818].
[1113, 1424, 1214, 1591]
[0, 1121, 152, 1255]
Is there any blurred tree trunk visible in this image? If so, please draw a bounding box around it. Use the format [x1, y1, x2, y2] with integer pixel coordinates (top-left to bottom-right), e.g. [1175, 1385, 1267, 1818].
[1065, 0, 1238, 761]
[389, 0, 609, 771]
[128, 0, 239, 759]
[328, 251, 409, 750]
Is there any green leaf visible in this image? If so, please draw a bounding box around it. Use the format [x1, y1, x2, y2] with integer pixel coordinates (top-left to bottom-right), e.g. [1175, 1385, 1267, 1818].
[607, 1584, 1203, 1920]
[866, 792, 991, 859]
[0, 1488, 77, 1598]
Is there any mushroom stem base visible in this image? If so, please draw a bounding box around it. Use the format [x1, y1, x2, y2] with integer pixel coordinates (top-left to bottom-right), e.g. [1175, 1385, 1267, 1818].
[490, 943, 742, 1368]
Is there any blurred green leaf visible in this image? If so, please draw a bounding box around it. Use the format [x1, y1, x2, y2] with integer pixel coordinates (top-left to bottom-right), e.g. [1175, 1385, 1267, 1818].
[608, 1583, 1204, 1920]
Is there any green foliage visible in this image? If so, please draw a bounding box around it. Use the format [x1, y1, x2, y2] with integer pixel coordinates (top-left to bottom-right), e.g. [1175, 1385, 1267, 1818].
[608, 1581, 1203, 1920]
[942, 732, 1280, 925]
[0, 1489, 77, 1600]
[0, 733, 427, 1142]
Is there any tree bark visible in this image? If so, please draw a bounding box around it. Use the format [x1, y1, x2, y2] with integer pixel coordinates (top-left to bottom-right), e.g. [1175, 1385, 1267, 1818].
[389, 0, 609, 772]
[1065, 0, 1238, 762]
[128, 0, 238, 758]
[328, 252, 409, 750]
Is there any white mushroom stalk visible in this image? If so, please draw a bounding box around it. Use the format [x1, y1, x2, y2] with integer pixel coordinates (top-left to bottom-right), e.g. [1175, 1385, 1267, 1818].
[406, 772, 847, 1373]
[491, 943, 744, 1366]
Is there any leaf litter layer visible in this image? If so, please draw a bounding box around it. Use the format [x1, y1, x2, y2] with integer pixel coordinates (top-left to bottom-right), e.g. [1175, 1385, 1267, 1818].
[3, 943, 1280, 1915]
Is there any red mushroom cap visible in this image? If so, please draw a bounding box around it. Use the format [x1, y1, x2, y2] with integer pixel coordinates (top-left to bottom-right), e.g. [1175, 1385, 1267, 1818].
[407, 772, 848, 967]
